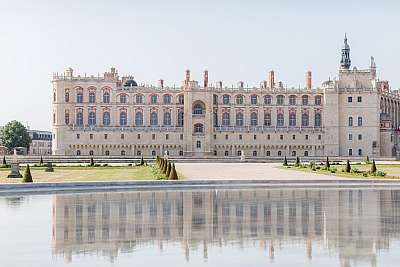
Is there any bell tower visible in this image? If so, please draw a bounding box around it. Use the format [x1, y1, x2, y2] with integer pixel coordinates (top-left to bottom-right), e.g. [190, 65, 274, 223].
[340, 34, 351, 70]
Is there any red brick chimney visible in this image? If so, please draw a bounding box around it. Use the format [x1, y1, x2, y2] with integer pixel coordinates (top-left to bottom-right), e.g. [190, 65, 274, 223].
[306, 71, 312, 90]
[159, 79, 164, 88]
[203, 70, 209, 88]
[185, 69, 190, 85]
[268, 70, 275, 88]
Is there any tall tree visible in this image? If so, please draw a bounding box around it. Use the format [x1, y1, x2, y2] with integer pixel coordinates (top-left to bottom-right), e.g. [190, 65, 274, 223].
[0, 121, 31, 152]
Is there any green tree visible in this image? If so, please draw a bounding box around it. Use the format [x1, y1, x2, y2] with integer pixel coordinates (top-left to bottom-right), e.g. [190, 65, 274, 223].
[345, 160, 351, 173]
[283, 156, 288, 166]
[40, 156, 43, 165]
[325, 157, 330, 169]
[166, 162, 172, 177]
[0, 121, 31, 152]
[90, 157, 94, 166]
[22, 164, 33, 183]
[169, 163, 178, 180]
[2, 156, 6, 166]
[162, 160, 168, 174]
[371, 160, 377, 173]
[295, 157, 300, 167]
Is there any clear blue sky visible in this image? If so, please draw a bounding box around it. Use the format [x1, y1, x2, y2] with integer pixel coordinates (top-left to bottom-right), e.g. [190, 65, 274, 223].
[0, 0, 399, 130]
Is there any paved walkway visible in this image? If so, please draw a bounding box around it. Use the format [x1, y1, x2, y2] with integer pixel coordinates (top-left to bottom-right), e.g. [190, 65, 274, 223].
[176, 163, 344, 180]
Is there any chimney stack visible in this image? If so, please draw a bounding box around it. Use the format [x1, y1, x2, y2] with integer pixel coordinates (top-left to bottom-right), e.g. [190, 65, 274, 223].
[306, 71, 312, 90]
[238, 81, 244, 88]
[203, 70, 209, 88]
[159, 79, 164, 88]
[268, 70, 275, 88]
[218, 81, 223, 89]
[185, 69, 190, 85]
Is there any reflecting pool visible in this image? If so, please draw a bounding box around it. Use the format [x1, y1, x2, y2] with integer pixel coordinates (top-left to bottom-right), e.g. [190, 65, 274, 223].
[1, 188, 400, 266]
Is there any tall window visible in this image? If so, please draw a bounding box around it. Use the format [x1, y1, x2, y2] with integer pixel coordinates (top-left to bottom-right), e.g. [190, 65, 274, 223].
[301, 113, 309, 127]
[302, 95, 309, 105]
[193, 103, 204, 115]
[222, 112, 230, 126]
[65, 92, 70, 102]
[119, 111, 127, 126]
[89, 92, 96, 103]
[103, 92, 110, 103]
[315, 95, 322, 105]
[315, 113, 322, 127]
[150, 112, 158, 126]
[213, 112, 218, 126]
[357, 116, 363, 126]
[65, 111, 70, 124]
[250, 95, 258, 105]
[163, 95, 171, 104]
[76, 112, 83, 126]
[163, 112, 172, 126]
[250, 112, 257, 126]
[135, 112, 143, 126]
[289, 95, 296, 105]
[277, 95, 284, 105]
[103, 112, 110, 126]
[289, 112, 296, 127]
[135, 94, 143, 104]
[223, 95, 230, 104]
[264, 112, 271, 126]
[194, 123, 204, 133]
[77, 92, 83, 103]
[264, 95, 272, 105]
[150, 95, 158, 104]
[236, 95, 244, 105]
[277, 113, 284, 127]
[177, 111, 184, 126]
[178, 95, 184, 105]
[120, 94, 127, 104]
[348, 116, 353, 127]
[213, 95, 218, 105]
[236, 112, 244, 126]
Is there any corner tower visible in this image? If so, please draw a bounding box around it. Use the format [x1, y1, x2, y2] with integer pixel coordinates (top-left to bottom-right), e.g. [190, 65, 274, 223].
[340, 34, 351, 69]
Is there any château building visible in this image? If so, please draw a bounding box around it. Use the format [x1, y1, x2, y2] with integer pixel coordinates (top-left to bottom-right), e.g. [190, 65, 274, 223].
[51, 36, 399, 158]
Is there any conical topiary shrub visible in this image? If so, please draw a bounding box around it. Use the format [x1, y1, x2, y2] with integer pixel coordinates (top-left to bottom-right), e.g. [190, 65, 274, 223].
[162, 160, 168, 174]
[166, 161, 172, 177]
[40, 156, 43, 165]
[22, 164, 33, 183]
[169, 163, 178, 180]
[283, 156, 288, 166]
[366, 156, 370, 164]
[345, 160, 351, 173]
[295, 156, 300, 167]
[90, 157, 94, 166]
[2, 156, 6, 166]
[325, 157, 330, 169]
[371, 159, 377, 173]
[140, 155, 144, 166]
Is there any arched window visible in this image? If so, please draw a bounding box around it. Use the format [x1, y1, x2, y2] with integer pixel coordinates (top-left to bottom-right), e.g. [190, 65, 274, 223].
[150, 112, 158, 126]
[223, 95, 230, 105]
[76, 112, 83, 126]
[250, 112, 257, 126]
[289, 95, 296, 105]
[120, 94, 127, 104]
[119, 111, 127, 126]
[65, 92, 70, 102]
[177, 111, 184, 126]
[89, 92, 96, 103]
[264, 112, 271, 126]
[103, 92, 110, 103]
[194, 123, 204, 133]
[315, 95, 322, 105]
[358, 116, 363, 126]
[178, 95, 184, 105]
[121, 150, 126, 156]
[65, 111, 70, 125]
[135, 94, 143, 104]
[289, 113, 296, 127]
[253, 151, 257, 157]
[213, 95, 218, 105]
[103, 112, 110, 126]
[76, 150, 81, 156]
[105, 150, 110, 156]
[264, 95, 272, 105]
[224, 151, 229, 156]
[193, 103, 204, 115]
[348, 116, 353, 127]
[315, 113, 322, 127]
[76, 92, 83, 103]
[302, 95, 309, 105]
[236, 112, 244, 126]
[250, 95, 258, 105]
[222, 112, 230, 126]
[88, 112, 96, 126]
[163, 95, 172, 104]
[277, 113, 284, 127]
[135, 112, 143, 126]
[150, 95, 158, 104]
[277, 95, 284, 105]
[236, 95, 244, 105]
[301, 113, 309, 127]
[89, 150, 94, 156]
[163, 112, 172, 126]
[358, 148, 362, 156]
[213, 112, 218, 126]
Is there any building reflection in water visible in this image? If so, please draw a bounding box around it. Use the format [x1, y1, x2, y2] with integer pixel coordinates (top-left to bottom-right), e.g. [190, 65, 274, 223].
[51, 189, 400, 266]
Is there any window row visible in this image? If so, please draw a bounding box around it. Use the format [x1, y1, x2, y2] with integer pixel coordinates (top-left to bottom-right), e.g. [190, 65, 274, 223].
[348, 116, 363, 127]
[213, 112, 322, 127]
[213, 94, 323, 106]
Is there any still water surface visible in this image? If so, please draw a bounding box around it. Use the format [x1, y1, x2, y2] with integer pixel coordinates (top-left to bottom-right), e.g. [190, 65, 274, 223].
[1, 188, 400, 267]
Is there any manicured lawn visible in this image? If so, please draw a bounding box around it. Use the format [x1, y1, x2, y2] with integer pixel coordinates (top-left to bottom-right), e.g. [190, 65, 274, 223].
[0, 165, 156, 183]
[281, 162, 400, 179]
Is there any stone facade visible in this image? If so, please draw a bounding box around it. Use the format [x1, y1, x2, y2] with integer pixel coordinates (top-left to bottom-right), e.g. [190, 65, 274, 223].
[51, 37, 399, 158]
[28, 129, 52, 156]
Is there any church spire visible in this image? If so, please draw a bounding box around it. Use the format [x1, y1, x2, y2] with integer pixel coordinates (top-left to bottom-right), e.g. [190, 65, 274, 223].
[340, 33, 351, 70]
